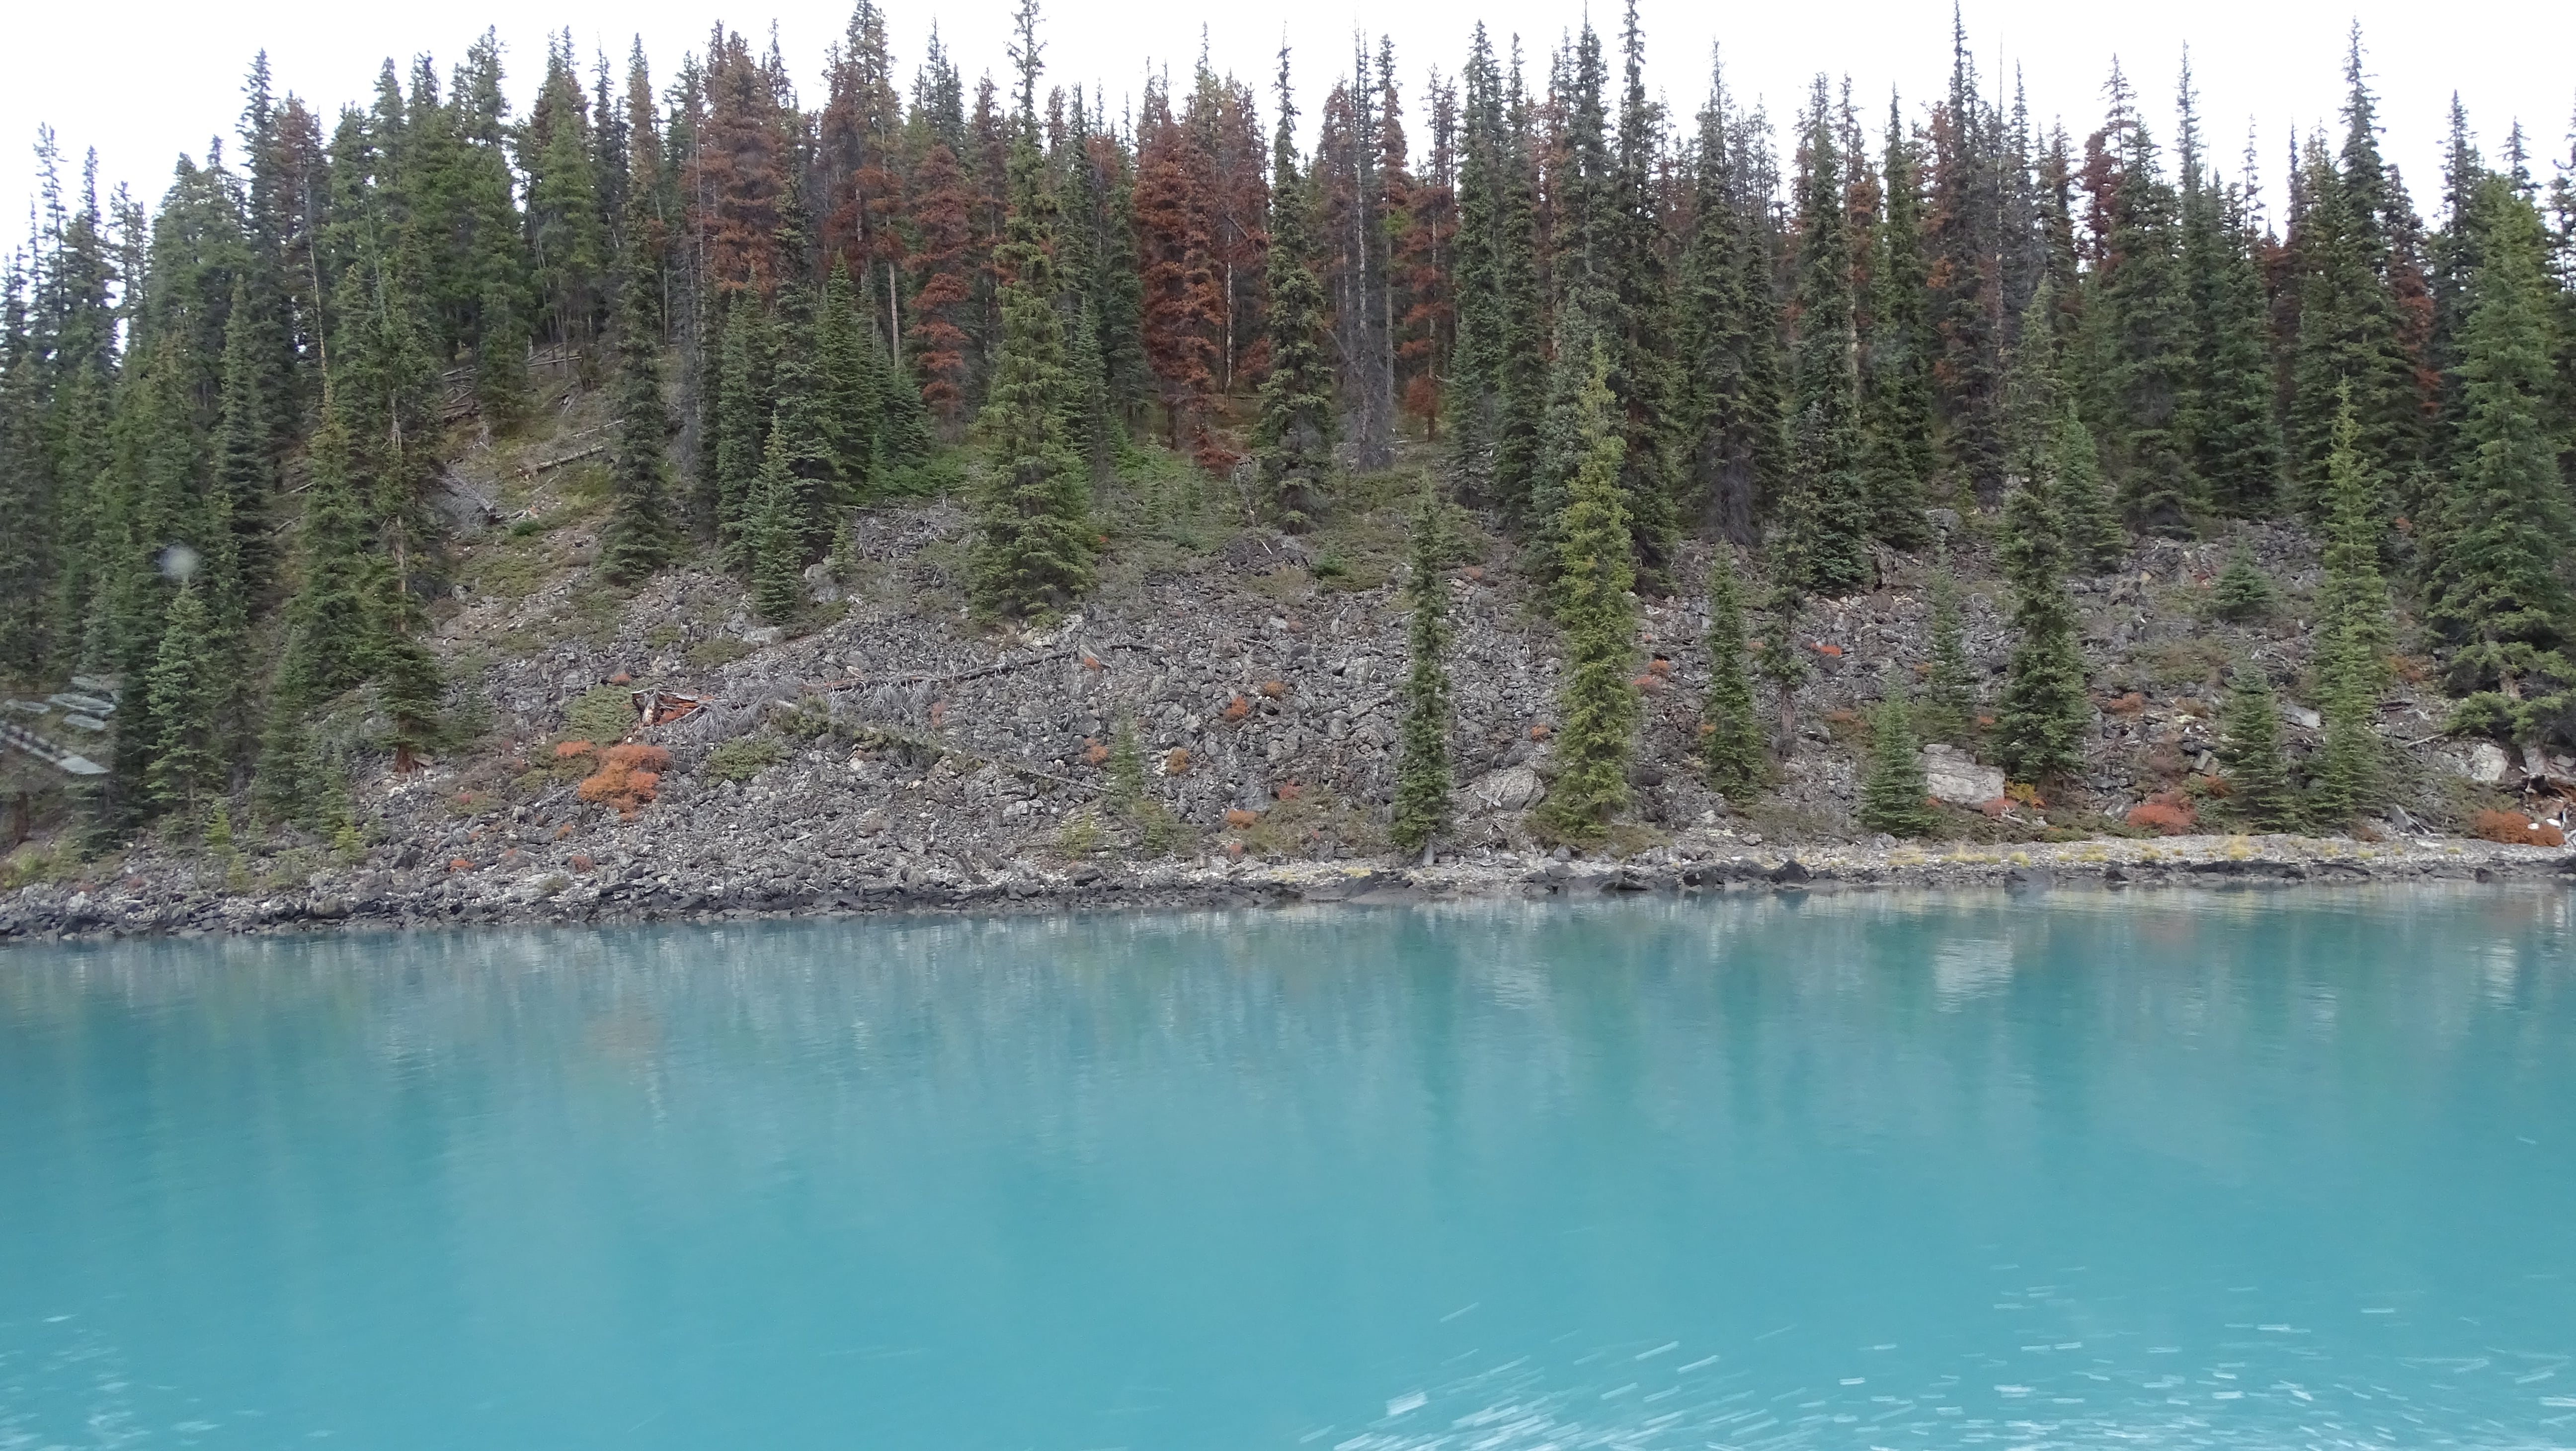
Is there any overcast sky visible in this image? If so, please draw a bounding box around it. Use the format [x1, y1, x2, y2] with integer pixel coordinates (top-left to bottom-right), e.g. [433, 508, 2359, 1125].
[6, 0, 2572, 261]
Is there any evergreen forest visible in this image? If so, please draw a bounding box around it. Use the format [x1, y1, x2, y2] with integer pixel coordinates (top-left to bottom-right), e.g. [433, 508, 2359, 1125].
[5, 0, 2576, 859]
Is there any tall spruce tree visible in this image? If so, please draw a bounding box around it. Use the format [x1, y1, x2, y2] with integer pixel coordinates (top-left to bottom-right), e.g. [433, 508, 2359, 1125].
[1698, 547, 1766, 796]
[968, 0, 1094, 619]
[2424, 179, 2576, 744]
[1534, 346, 1638, 845]
[1862, 94, 1934, 546]
[1993, 469, 2090, 782]
[2312, 387, 2397, 821]
[2084, 64, 2201, 534]
[602, 224, 681, 583]
[1390, 477, 1454, 857]
[1681, 58, 1785, 548]
[1781, 81, 1871, 595]
[1256, 50, 1334, 532]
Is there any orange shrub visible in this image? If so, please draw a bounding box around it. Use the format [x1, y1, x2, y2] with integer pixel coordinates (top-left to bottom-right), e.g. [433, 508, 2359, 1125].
[1814, 643, 1844, 657]
[554, 740, 596, 760]
[1224, 808, 1260, 829]
[579, 744, 671, 819]
[1221, 695, 1252, 723]
[1163, 747, 1190, 776]
[1632, 673, 1666, 693]
[1647, 657, 1674, 676]
[1273, 780, 1303, 803]
[1528, 723, 1553, 740]
[1082, 738, 1110, 766]
[2472, 809, 2565, 847]
[2127, 791, 2197, 836]
[1258, 680, 1288, 700]
[447, 858, 474, 873]
[2104, 692, 2146, 716]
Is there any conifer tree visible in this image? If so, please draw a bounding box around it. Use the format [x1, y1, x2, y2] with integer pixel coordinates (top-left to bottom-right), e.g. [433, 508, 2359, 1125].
[210, 274, 275, 612]
[1681, 59, 1785, 547]
[2084, 65, 2201, 534]
[2210, 545, 2279, 622]
[1862, 96, 1934, 546]
[1256, 52, 1334, 532]
[374, 570, 444, 773]
[1446, 27, 1505, 497]
[2178, 69, 2284, 517]
[968, 0, 1094, 619]
[1390, 477, 1454, 857]
[2313, 396, 2397, 827]
[2051, 409, 2124, 572]
[2423, 179, 2576, 743]
[602, 227, 681, 584]
[276, 403, 377, 708]
[1857, 694, 1936, 836]
[710, 299, 771, 558]
[144, 580, 223, 821]
[747, 429, 806, 623]
[1920, 566, 1977, 745]
[1534, 346, 1637, 845]
[1488, 52, 1546, 524]
[1781, 83, 1872, 595]
[2218, 662, 2303, 830]
[1993, 471, 2090, 782]
[1698, 548, 1766, 796]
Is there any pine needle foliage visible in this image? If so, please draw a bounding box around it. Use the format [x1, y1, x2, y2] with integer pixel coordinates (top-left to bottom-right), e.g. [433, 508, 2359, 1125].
[1390, 477, 1455, 857]
[1534, 346, 1638, 845]
[2210, 546, 2279, 623]
[1697, 548, 1765, 797]
[1856, 694, 1937, 837]
[1994, 473, 2090, 783]
[2218, 662, 2303, 830]
[1919, 566, 1977, 746]
[969, 79, 1095, 620]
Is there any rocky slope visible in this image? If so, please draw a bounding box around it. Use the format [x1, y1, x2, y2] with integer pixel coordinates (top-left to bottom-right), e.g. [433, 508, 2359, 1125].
[5, 398, 2570, 940]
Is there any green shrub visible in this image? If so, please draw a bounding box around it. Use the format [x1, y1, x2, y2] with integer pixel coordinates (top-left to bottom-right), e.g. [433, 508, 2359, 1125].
[704, 736, 787, 783]
[559, 684, 638, 744]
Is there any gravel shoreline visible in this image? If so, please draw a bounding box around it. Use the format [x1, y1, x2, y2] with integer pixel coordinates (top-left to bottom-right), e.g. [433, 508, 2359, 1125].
[6, 833, 2569, 943]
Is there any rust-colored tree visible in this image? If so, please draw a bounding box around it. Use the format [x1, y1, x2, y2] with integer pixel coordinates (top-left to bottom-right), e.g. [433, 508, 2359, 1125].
[1134, 82, 1226, 463]
[905, 142, 978, 433]
[686, 26, 790, 299]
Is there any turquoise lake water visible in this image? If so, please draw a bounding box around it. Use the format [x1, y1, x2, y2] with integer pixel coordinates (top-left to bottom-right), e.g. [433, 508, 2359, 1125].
[3, 887, 2573, 1450]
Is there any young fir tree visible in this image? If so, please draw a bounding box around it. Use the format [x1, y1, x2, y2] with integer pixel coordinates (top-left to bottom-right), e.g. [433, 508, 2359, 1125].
[1698, 548, 1766, 796]
[2210, 545, 2279, 622]
[2217, 662, 2303, 830]
[969, 9, 1094, 620]
[1533, 346, 1638, 845]
[747, 429, 806, 623]
[602, 231, 681, 584]
[2423, 179, 2576, 743]
[1919, 566, 1977, 745]
[710, 299, 772, 561]
[1856, 693, 1937, 837]
[1255, 52, 1333, 532]
[1993, 471, 2090, 783]
[2310, 387, 2398, 822]
[144, 580, 224, 822]
[1390, 476, 1455, 858]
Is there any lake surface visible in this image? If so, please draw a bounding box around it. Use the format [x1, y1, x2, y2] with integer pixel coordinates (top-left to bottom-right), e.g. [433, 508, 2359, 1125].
[4, 887, 2573, 1451]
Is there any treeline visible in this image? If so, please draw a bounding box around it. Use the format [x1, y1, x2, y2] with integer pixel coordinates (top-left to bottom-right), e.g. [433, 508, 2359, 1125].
[1, 0, 2573, 845]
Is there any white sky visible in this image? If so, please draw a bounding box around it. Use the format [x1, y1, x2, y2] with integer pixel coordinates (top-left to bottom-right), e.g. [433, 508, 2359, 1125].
[6, 0, 2572, 259]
